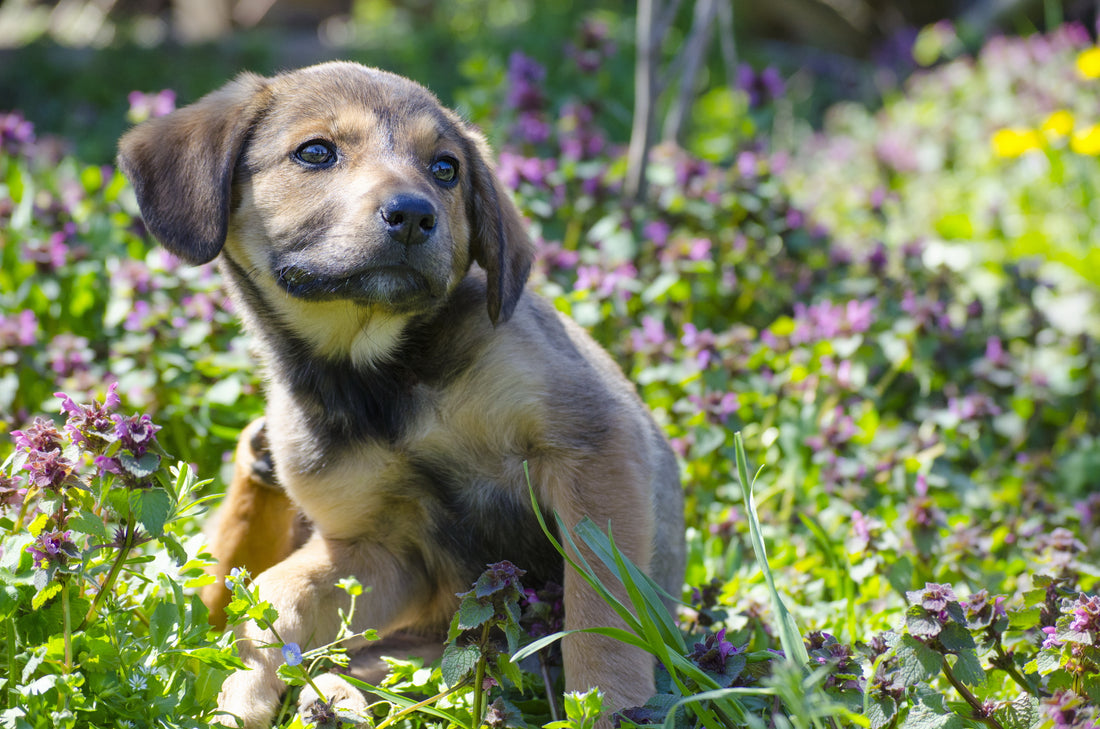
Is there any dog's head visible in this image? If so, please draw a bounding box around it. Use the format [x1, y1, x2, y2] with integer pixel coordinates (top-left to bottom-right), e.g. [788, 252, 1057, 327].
[118, 62, 533, 326]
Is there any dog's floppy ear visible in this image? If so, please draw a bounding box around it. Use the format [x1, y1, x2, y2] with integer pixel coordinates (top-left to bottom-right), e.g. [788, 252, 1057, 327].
[465, 133, 535, 325]
[117, 73, 270, 264]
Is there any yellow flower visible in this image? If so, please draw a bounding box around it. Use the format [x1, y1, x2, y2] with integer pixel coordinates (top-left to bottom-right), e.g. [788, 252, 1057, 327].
[1070, 124, 1100, 155]
[991, 128, 1042, 158]
[1041, 110, 1075, 139]
[1077, 47, 1100, 79]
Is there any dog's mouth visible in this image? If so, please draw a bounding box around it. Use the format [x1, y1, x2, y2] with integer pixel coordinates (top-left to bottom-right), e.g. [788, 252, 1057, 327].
[276, 264, 437, 307]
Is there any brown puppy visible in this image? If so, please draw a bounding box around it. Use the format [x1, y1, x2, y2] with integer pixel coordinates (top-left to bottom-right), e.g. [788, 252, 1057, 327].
[118, 62, 684, 728]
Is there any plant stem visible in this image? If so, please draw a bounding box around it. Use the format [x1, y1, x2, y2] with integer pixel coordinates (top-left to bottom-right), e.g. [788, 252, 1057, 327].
[538, 654, 560, 723]
[61, 577, 73, 673]
[374, 683, 468, 729]
[4, 618, 16, 710]
[942, 658, 1005, 729]
[472, 624, 490, 728]
[79, 517, 135, 631]
[12, 485, 40, 532]
[990, 642, 1034, 695]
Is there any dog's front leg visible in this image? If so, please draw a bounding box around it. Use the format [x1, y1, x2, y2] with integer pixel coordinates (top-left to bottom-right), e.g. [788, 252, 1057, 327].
[553, 489, 658, 717]
[216, 535, 428, 729]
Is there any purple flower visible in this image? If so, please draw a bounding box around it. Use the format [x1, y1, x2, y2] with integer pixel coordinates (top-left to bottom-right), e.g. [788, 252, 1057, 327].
[566, 18, 615, 74]
[1041, 625, 1063, 650]
[1041, 690, 1100, 729]
[47, 334, 93, 377]
[127, 89, 176, 124]
[643, 220, 670, 248]
[27, 529, 77, 569]
[805, 632, 863, 692]
[688, 628, 745, 686]
[687, 238, 712, 261]
[851, 510, 871, 545]
[0, 309, 38, 349]
[790, 299, 876, 345]
[0, 111, 35, 155]
[631, 315, 668, 352]
[0, 472, 25, 512]
[681, 323, 718, 368]
[113, 413, 161, 456]
[1068, 594, 1100, 634]
[11, 417, 63, 454]
[736, 64, 785, 107]
[515, 112, 551, 145]
[506, 53, 546, 113]
[574, 262, 637, 301]
[23, 448, 75, 491]
[915, 583, 957, 614]
[520, 580, 564, 639]
[689, 391, 739, 425]
[56, 384, 121, 451]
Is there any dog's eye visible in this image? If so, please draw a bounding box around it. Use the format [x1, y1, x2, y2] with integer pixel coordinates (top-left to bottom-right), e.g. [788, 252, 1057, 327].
[430, 157, 458, 185]
[294, 141, 337, 167]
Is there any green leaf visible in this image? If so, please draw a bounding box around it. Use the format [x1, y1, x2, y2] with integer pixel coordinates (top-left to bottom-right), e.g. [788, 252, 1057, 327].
[732, 433, 809, 667]
[937, 622, 976, 653]
[149, 602, 178, 649]
[31, 580, 62, 610]
[896, 635, 942, 686]
[0, 585, 23, 619]
[866, 696, 898, 729]
[905, 606, 942, 639]
[902, 699, 963, 729]
[120, 451, 161, 479]
[440, 643, 479, 687]
[949, 649, 986, 687]
[456, 597, 494, 630]
[994, 694, 1038, 729]
[67, 510, 108, 543]
[136, 488, 172, 537]
[1007, 606, 1041, 630]
[158, 533, 188, 565]
[493, 651, 524, 688]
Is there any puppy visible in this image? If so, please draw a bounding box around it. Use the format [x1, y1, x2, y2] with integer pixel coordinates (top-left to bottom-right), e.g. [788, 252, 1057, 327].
[118, 62, 684, 728]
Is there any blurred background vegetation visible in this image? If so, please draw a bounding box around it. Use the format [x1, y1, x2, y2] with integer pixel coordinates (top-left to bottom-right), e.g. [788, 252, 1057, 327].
[1, 0, 1097, 162]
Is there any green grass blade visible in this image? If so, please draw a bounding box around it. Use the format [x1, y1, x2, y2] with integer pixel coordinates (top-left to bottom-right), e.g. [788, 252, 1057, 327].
[574, 518, 687, 653]
[733, 432, 810, 667]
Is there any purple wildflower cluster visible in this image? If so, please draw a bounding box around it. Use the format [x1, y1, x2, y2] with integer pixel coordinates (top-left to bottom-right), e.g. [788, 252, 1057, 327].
[0, 111, 35, 156]
[788, 299, 876, 346]
[506, 52, 550, 147]
[5, 385, 165, 578]
[518, 579, 563, 641]
[126, 89, 176, 124]
[687, 628, 746, 687]
[805, 631, 862, 693]
[565, 18, 616, 75]
[0, 309, 37, 353]
[736, 64, 786, 109]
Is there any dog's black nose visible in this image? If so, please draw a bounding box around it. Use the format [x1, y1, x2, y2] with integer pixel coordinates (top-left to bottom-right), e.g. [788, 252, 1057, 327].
[380, 195, 437, 246]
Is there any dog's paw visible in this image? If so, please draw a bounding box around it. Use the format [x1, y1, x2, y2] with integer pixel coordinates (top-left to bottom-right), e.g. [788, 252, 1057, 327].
[297, 673, 371, 726]
[216, 669, 283, 729]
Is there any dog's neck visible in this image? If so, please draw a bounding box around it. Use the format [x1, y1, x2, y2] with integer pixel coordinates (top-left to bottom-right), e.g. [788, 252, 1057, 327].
[220, 254, 489, 446]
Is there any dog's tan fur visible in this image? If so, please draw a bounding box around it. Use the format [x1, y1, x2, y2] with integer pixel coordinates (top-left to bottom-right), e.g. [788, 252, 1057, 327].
[118, 62, 684, 728]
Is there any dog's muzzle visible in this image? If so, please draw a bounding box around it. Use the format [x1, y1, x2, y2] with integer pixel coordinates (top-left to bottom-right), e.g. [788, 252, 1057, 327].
[276, 263, 434, 306]
[380, 194, 437, 247]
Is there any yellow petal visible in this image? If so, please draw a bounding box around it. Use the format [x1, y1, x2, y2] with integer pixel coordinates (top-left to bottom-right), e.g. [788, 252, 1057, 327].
[1070, 125, 1100, 155]
[1077, 47, 1100, 79]
[1041, 110, 1075, 138]
[991, 128, 1042, 158]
